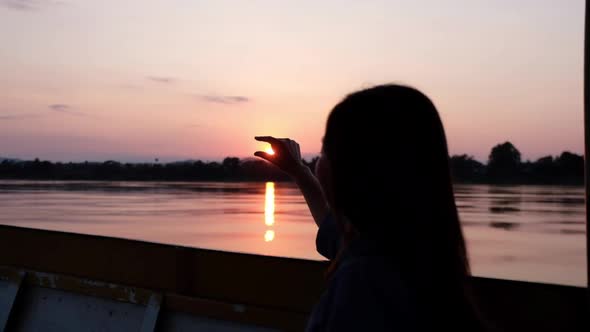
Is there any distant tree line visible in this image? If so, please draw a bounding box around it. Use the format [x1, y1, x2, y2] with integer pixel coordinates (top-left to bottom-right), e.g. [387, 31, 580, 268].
[450, 142, 583, 185]
[0, 142, 584, 185]
[0, 157, 293, 182]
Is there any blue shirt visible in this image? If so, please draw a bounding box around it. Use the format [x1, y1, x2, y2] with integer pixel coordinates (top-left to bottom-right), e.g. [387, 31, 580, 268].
[305, 214, 418, 331]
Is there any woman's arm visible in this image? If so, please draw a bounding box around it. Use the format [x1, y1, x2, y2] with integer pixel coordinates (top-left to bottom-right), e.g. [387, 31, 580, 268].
[292, 165, 329, 227]
[254, 136, 329, 227]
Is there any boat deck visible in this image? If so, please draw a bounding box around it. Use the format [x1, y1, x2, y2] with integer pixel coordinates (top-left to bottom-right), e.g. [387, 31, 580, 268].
[0, 225, 587, 331]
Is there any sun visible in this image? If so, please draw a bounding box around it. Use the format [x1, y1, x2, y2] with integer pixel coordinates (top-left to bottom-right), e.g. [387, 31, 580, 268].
[265, 146, 275, 155]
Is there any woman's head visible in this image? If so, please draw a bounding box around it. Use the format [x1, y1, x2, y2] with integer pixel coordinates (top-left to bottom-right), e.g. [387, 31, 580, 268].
[315, 84, 482, 329]
[319, 84, 469, 285]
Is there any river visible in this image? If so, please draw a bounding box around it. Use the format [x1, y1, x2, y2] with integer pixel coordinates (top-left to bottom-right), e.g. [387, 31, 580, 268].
[0, 180, 585, 286]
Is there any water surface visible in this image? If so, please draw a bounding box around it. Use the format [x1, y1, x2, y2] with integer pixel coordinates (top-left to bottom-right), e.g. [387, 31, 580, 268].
[0, 180, 585, 286]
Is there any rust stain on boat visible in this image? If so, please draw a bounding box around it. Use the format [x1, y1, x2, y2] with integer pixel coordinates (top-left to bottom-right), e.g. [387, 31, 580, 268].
[10, 269, 154, 305]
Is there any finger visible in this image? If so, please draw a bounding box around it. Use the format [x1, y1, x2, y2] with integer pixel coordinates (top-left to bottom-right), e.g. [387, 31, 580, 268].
[286, 140, 297, 153]
[293, 141, 302, 159]
[288, 140, 301, 158]
[254, 151, 275, 161]
[254, 136, 279, 144]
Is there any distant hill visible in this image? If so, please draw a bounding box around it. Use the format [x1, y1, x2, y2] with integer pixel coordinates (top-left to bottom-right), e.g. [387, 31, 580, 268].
[0, 157, 20, 163]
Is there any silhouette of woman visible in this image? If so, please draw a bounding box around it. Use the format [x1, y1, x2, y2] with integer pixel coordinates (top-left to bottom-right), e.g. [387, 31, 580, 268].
[255, 84, 483, 331]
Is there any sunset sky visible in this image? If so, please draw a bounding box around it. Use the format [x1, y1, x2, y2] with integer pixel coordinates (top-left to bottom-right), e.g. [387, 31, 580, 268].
[0, 0, 585, 162]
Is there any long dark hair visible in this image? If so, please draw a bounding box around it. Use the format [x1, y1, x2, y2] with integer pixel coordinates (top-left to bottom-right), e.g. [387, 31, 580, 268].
[323, 84, 482, 330]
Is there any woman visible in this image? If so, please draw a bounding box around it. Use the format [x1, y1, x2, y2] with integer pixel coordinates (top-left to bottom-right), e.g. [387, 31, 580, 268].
[255, 84, 483, 331]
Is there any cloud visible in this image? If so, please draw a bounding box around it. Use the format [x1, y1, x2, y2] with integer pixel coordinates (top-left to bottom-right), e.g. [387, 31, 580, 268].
[146, 76, 175, 84]
[48, 104, 87, 116]
[0, 0, 60, 11]
[199, 95, 251, 105]
[0, 113, 40, 120]
[49, 104, 69, 112]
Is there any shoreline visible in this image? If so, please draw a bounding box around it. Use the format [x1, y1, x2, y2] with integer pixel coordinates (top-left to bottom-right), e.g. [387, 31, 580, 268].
[0, 178, 584, 187]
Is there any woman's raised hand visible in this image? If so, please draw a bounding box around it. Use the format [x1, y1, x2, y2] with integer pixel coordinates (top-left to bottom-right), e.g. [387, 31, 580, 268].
[254, 136, 306, 177]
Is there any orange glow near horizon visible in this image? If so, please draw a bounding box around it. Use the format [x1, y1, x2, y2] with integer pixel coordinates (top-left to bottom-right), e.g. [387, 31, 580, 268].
[264, 182, 275, 226]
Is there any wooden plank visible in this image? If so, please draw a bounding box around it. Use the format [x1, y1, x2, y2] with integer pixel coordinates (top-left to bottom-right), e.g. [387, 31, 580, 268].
[0, 267, 302, 330]
[140, 293, 162, 332]
[0, 225, 587, 331]
[6, 286, 145, 331]
[26, 270, 153, 305]
[0, 225, 327, 313]
[0, 267, 153, 306]
[0, 269, 24, 332]
[163, 293, 308, 332]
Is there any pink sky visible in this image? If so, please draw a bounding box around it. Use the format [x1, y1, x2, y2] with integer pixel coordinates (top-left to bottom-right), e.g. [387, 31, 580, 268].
[0, 0, 585, 162]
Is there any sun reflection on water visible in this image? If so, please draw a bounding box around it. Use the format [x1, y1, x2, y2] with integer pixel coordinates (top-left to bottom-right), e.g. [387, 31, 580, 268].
[264, 230, 275, 242]
[265, 182, 275, 226]
[264, 182, 275, 242]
